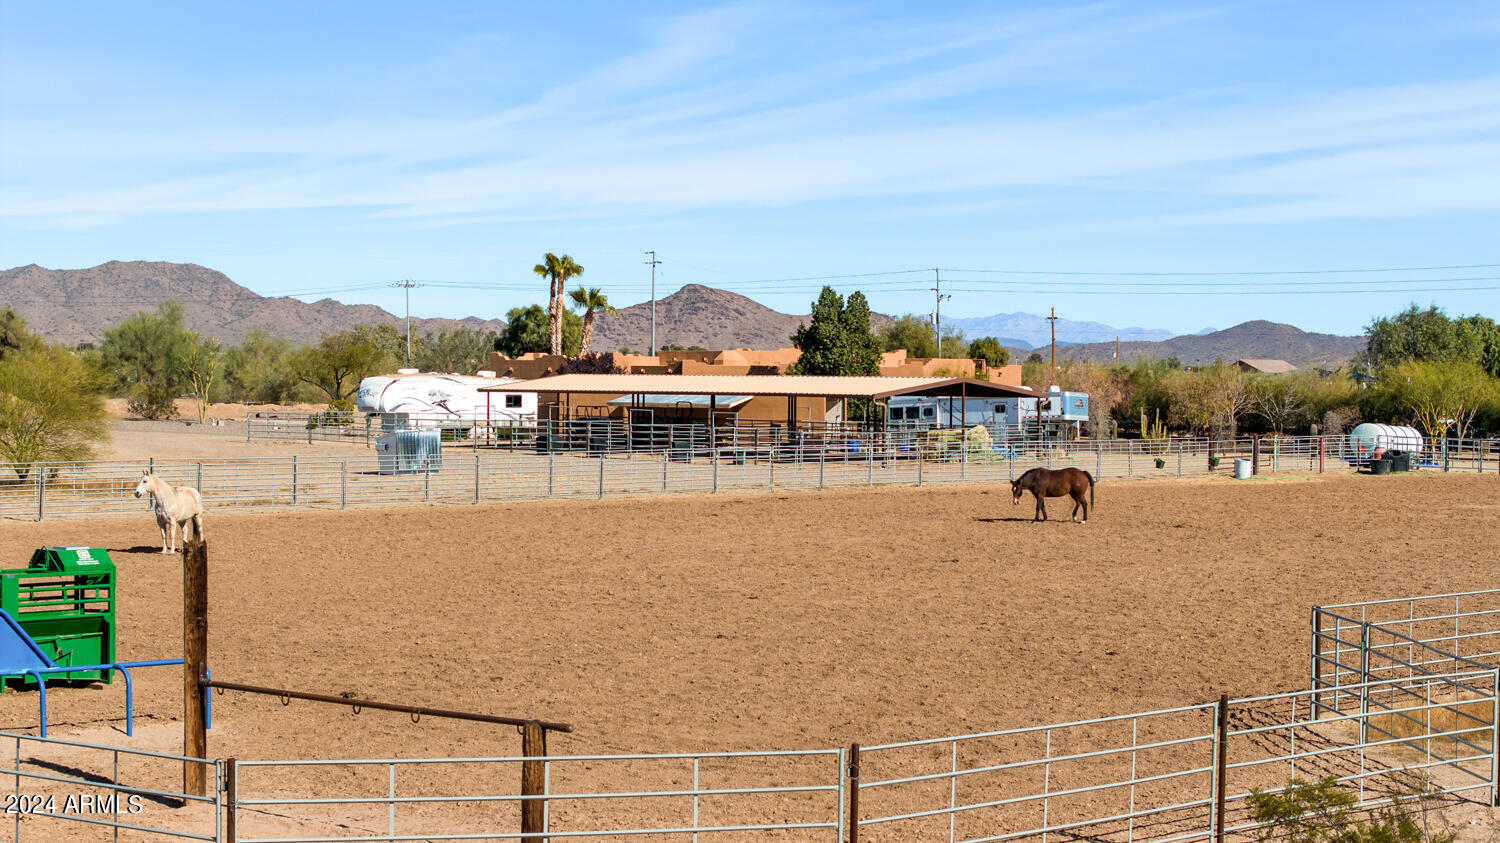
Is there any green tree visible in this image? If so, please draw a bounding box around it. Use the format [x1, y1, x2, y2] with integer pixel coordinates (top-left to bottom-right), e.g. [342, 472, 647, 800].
[1363, 305, 1500, 376]
[414, 327, 497, 374]
[790, 287, 883, 377]
[98, 300, 194, 419]
[568, 287, 616, 356]
[352, 324, 406, 369]
[1249, 374, 1311, 434]
[0, 308, 43, 360]
[967, 337, 1010, 368]
[880, 314, 937, 358]
[1456, 314, 1500, 377]
[496, 305, 580, 358]
[1167, 363, 1251, 436]
[790, 287, 883, 421]
[222, 329, 307, 404]
[937, 331, 969, 358]
[1247, 776, 1452, 843]
[533, 253, 584, 355]
[1375, 359, 1495, 440]
[293, 330, 390, 411]
[0, 346, 108, 479]
[1055, 360, 1125, 437]
[557, 352, 626, 374]
[181, 335, 222, 423]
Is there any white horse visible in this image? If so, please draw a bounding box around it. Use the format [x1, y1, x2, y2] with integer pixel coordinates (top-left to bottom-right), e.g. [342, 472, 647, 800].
[133, 472, 204, 554]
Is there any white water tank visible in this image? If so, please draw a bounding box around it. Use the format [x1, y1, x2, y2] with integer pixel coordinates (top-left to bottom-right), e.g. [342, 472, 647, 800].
[1349, 423, 1423, 457]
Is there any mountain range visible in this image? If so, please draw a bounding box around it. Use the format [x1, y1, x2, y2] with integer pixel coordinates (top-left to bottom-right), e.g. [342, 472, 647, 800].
[0, 261, 513, 347]
[0, 261, 1365, 366]
[944, 312, 1180, 348]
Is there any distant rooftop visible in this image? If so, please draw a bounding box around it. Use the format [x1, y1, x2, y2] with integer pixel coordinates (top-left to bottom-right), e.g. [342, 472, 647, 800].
[482, 374, 1034, 399]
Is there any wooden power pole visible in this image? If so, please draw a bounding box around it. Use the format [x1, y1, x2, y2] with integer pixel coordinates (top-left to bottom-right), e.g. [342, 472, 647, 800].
[1047, 307, 1059, 384]
[183, 532, 209, 796]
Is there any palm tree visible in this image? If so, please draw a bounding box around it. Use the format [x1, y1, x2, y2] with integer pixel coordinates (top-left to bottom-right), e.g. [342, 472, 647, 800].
[569, 287, 616, 355]
[533, 253, 584, 355]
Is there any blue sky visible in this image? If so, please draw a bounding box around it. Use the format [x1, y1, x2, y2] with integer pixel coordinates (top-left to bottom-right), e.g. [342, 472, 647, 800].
[2, 1, 1498, 339]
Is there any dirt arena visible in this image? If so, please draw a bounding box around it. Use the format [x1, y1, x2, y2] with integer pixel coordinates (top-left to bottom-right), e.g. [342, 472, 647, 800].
[0, 472, 1495, 839]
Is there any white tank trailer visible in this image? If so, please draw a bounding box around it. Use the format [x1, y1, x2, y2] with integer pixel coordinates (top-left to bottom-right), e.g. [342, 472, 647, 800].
[1347, 423, 1424, 463]
[355, 371, 537, 434]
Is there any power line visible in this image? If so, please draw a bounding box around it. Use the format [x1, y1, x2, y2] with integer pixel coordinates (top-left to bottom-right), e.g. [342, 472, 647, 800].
[939, 262, 1500, 277]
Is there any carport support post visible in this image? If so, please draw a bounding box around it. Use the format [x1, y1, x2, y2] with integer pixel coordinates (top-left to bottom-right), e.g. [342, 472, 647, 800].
[521, 721, 547, 841]
[183, 534, 209, 797]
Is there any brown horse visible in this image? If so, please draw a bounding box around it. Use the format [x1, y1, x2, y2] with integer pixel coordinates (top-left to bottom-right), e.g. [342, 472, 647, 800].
[1010, 467, 1095, 523]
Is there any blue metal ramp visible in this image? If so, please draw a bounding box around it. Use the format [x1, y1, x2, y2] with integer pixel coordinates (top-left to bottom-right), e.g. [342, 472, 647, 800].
[0, 609, 56, 674]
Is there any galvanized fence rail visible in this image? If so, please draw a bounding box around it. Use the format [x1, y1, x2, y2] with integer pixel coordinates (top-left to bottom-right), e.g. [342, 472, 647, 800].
[6, 432, 1471, 522]
[230, 748, 844, 842]
[6, 585, 1500, 842]
[0, 730, 221, 842]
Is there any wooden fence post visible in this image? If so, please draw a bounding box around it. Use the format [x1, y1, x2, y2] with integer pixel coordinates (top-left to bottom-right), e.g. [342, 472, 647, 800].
[521, 721, 547, 842]
[847, 742, 860, 843]
[224, 757, 237, 843]
[183, 534, 209, 796]
[1214, 693, 1228, 843]
[1251, 436, 1260, 476]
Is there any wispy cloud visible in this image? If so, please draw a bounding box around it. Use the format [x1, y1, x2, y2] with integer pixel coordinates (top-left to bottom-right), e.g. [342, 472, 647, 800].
[5, 2, 1500, 231]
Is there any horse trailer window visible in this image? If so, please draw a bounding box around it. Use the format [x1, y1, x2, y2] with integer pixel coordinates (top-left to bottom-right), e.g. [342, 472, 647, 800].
[504, 395, 522, 408]
[922, 407, 935, 418]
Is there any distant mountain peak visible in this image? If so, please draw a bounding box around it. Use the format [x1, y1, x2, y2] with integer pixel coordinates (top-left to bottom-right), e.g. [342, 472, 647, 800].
[0, 261, 509, 346]
[1056, 320, 1364, 367]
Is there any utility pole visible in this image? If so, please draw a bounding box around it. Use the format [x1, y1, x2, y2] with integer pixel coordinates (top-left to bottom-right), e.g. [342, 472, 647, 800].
[931, 268, 950, 357]
[1047, 307, 1059, 385]
[390, 280, 422, 368]
[643, 251, 662, 356]
[1114, 335, 1119, 362]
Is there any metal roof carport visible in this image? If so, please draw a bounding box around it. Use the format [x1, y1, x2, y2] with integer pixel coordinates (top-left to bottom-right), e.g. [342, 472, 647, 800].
[480, 374, 1035, 427]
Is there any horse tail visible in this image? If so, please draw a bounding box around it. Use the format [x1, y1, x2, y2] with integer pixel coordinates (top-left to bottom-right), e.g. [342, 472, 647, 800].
[1087, 471, 1095, 509]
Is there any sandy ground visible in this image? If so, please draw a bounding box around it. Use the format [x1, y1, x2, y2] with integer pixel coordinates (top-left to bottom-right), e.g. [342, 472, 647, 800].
[102, 399, 328, 422]
[102, 419, 372, 461]
[0, 473, 1495, 840]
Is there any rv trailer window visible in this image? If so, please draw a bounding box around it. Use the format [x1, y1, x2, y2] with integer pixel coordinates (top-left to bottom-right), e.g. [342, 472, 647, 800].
[504, 395, 522, 408]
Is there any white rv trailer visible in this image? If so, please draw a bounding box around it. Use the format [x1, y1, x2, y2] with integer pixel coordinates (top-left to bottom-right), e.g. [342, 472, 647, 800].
[355, 371, 537, 432]
[887, 387, 1089, 433]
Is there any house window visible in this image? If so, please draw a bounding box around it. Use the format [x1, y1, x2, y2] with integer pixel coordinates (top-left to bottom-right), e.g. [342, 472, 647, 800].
[504, 395, 522, 408]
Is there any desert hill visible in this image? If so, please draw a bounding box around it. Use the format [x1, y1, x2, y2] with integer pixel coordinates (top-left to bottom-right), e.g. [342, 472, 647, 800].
[0, 262, 508, 346]
[1053, 320, 1365, 367]
[592, 284, 895, 351]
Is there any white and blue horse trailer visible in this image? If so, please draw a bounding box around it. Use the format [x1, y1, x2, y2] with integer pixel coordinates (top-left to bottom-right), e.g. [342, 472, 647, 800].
[887, 388, 1089, 433]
